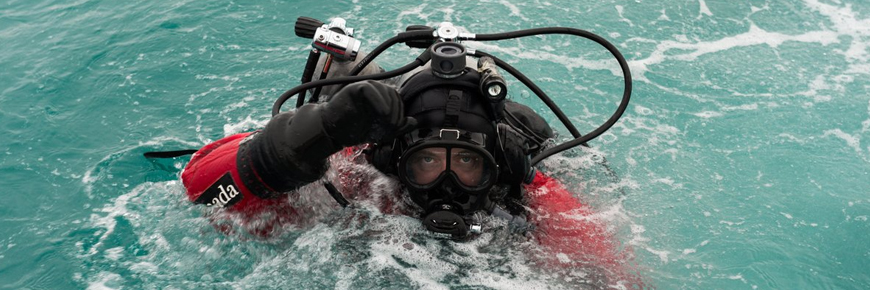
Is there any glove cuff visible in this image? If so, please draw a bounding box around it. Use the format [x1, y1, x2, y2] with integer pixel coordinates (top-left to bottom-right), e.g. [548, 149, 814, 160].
[236, 106, 341, 196]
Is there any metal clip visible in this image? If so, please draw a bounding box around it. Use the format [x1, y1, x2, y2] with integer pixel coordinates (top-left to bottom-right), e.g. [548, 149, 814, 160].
[439, 129, 461, 140]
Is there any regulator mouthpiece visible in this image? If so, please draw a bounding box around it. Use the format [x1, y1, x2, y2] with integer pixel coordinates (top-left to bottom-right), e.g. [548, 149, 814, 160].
[423, 210, 469, 238]
[421, 203, 482, 239]
[430, 42, 467, 79]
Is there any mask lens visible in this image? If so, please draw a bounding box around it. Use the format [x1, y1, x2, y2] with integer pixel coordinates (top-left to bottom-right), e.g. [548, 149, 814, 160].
[406, 147, 448, 186]
[450, 148, 487, 187]
[403, 146, 493, 189]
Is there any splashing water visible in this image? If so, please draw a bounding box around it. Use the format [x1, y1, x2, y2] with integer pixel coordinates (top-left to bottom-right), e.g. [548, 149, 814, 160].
[2, 0, 870, 289]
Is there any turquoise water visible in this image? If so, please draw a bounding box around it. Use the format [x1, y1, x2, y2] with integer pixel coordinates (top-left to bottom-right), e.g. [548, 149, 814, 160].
[2, 0, 869, 288]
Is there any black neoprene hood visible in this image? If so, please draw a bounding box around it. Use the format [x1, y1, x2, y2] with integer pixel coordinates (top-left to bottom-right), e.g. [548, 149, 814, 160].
[399, 68, 497, 150]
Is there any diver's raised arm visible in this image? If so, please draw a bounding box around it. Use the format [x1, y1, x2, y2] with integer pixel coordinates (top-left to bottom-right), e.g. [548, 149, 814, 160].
[236, 80, 416, 196]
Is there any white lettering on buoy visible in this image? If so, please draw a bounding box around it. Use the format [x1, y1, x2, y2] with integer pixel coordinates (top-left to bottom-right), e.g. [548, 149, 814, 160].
[207, 184, 240, 207]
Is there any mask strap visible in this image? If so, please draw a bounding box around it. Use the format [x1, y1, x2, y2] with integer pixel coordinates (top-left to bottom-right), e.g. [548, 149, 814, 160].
[443, 90, 463, 128]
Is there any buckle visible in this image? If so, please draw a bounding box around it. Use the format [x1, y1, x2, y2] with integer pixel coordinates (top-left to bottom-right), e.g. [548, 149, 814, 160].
[439, 129, 460, 140]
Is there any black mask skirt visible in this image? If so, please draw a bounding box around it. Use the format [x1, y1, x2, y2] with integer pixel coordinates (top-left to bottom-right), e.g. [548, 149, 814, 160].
[398, 128, 498, 238]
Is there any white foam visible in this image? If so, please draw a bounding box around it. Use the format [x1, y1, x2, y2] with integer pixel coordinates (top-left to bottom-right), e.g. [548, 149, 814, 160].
[795, 75, 849, 101]
[645, 247, 670, 263]
[468, 41, 625, 77]
[629, 24, 840, 83]
[697, 0, 714, 19]
[563, 198, 632, 229]
[777, 133, 806, 144]
[651, 177, 676, 187]
[719, 220, 745, 226]
[222, 115, 267, 135]
[615, 115, 681, 143]
[86, 185, 145, 255]
[803, 0, 870, 62]
[750, 5, 766, 13]
[823, 129, 862, 153]
[118, 74, 135, 87]
[723, 103, 759, 111]
[615, 5, 634, 27]
[846, 63, 870, 74]
[657, 9, 670, 21]
[194, 74, 240, 82]
[367, 233, 455, 289]
[80, 146, 642, 289]
[186, 87, 221, 104]
[104, 247, 124, 261]
[438, 7, 455, 22]
[498, 0, 529, 21]
[634, 105, 653, 116]
[396, 3, 429, 22]
[85, 271, 122, 290]
[129, 262, 158, 275]
[693, 111, 723, 118]
[810, 75, 835, 92]
[459, 269, 553, 290]
[862, 99, 870, 132]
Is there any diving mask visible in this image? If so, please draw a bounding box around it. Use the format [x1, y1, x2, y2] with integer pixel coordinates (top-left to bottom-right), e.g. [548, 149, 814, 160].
[398, 128, 497, 194]
[398, 128, 499, 238]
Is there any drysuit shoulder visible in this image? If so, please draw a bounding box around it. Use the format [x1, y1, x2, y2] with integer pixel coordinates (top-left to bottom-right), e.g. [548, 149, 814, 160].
[504, 101, 554, 152]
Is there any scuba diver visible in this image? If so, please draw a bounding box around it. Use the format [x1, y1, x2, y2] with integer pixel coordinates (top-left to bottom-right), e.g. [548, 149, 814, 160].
[170, 17, 641, 288]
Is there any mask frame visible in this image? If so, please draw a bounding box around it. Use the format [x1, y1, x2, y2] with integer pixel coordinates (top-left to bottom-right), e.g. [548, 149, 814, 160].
[398, 129, 498, 194]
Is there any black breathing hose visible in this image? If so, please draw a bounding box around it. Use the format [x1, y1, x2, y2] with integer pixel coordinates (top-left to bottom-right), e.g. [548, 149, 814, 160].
[297, 49, 322, 108]
[272, 51, 431, 116]
[471, 50, 582, 138]
[474, 28, 632, 166]
[348, 30, 435, 77]
[280, 24, 631, 167]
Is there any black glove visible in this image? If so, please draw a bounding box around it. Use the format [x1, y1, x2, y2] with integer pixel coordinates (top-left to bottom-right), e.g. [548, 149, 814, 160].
[238, 80, 415, 196]
[321, 80, 417, 146]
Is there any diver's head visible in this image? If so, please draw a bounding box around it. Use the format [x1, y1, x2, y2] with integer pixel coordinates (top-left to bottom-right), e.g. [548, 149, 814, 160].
[394, 67, 501, 238]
